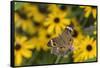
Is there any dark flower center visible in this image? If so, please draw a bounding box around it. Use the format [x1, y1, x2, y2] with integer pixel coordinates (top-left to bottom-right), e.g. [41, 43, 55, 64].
[34, 22, 41, 27]
[15, 43, 21, 51]
[16, 10, 28, 20]
[86, 44, 92, 51]
[46, 34, 51, 38]
[33, 31, 39, 37]
[38, 6, 48, 14]
[54, 17, 60, 23]
[72, 29, 78, 38]
[53, 43, 56, 46]
[60, 5, 67, 11]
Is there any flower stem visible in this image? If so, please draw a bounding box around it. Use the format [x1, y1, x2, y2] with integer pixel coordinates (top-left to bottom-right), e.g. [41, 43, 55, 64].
[82, 18, 88, 28]
[55, 55, 62, 64]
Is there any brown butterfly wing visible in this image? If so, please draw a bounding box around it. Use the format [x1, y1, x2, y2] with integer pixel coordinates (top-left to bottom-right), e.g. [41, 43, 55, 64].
[47, 28, 73, 56]
[52, 36, 64, 47]
[60, 29, 73, 46]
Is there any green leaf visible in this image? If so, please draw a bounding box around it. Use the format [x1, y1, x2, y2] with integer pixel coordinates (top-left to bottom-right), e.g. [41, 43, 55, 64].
[14, 2, 23, 10]
[59, 52, 73, 64]
[85, 57, 97, 62]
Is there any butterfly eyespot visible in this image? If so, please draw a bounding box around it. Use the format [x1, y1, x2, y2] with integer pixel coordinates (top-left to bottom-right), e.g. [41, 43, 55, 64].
[53, 43, 56, 46]
[59, 47, 65, 51]
[59, 47, 65, 49]
[47, 26, 73, 56]
[47, 41, 52, 47]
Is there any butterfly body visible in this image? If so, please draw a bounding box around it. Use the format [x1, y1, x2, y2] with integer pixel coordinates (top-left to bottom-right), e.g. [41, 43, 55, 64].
[48, 27, 73, 56]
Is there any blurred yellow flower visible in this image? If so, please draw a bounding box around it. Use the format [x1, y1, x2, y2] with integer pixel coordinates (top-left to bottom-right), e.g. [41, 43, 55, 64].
[72, 34, 84, 54]
[70, 18, 84, 44]
[48, 4, 60, 13]
[28, 28, 51, 51]
[73, 36, 96, 62]
[80, 6, 97, 19]
[48, 4, 68, 15]
[14, 35, 34, 66]
[71, 18, 82, 33]
[14, 12, 35, 35]
[14, 12, 21, 24]
[38, 28, 56, 40]
[44, 12, 70, 35]
[72, 28, 83, 39]
[22, 3, 46, 22]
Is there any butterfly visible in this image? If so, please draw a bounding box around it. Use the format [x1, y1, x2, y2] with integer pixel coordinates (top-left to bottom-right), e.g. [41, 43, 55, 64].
[47, 26, 73, 56]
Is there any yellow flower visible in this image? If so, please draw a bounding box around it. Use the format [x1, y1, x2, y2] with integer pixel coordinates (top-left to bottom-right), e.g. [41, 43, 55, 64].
[80, 6, 97, 19]
[73, 36, 96, 62]
[73, 34, 84, 54]
[14, 12, 21, 24]
[14, 35, 34, 66]
[38, 28, 56, 40]
[28, 28, 56, 51]
[72, 28, 83, 39]
[48, 4, 68, 15]
[48, 4, 59, 12]
[44, 12, 70, 35]
[70, 18, 82, 33]
[14, 11, 35, 35]
[69, 18, 83, 43]
[21, 3, 46, 22]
